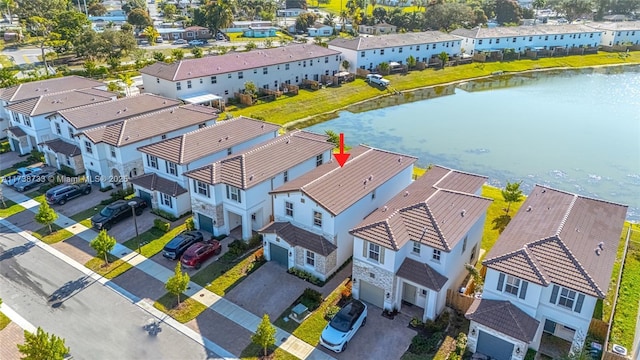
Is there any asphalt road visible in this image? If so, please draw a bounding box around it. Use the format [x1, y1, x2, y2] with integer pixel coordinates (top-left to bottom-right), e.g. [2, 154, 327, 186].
[0, 224, 212, 360]
[0, 46, 50, 66]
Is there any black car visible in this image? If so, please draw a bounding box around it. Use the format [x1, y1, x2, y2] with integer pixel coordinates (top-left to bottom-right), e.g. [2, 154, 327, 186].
[46, 183, 92, 205]
[91, 197, 147, 230]
[162, 231, 205, 260]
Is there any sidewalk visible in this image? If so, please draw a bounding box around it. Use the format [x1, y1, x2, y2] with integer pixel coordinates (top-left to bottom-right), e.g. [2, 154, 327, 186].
[1, 186, 335, 360]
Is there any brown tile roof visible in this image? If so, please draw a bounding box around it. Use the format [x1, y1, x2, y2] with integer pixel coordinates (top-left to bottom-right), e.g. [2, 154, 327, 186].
[260, 222, 337, 256]
[57, 94, 181, 130]
[82, 104, 218, 147]
[0, 76, 105, 103]
[396, 257, 448, 291]
[184, 130, 334, 189]
[140, 44, 340, 81]
[5, 89, 114, 116]
[270, 146, 417, 216]
[6, 126, 26, 137]
[483, 185, 628, 298]
[350, 166, 491, 251]
[40, 139, 81, 157]
[129, 173, 187, 196]
[328, 31, 460, 51]
[137, 116, 280, 164]
[466, 299, 540, 343]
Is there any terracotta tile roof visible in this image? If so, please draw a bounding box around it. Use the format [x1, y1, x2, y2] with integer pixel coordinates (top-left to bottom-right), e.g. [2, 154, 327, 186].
[140, 44, 340, 81]
[129, 173, 187, 196]
[82, 104, 218, 147]
[260, 222, 337, 256]
[396, 257, 448, 291]
[451, 24, 601, 39]
[5, 89, 114, 116]
[57, 94, 181, 130]
[483, 185, 628, 298]
[350, 166, 491, 251]
[328, 31, 460, 51]
[466, 299, 540, 343]
[137, 116, 280, 164]
[6, 126, 26, 137]
[184, 130, 334, 189]
[0, 76, 105, 103]
[39, 139, 81, 157]
[270, 146, 417, 216]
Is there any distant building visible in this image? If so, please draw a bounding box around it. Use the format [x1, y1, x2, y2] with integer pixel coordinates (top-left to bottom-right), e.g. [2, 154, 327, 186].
[242, 27, 278, 38]
[308, 22, 333, 37]
[358, 23, 397, 35]
[586, 21, 640, 47]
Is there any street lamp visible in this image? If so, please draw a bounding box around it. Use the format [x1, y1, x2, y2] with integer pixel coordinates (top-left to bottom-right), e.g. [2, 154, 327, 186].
[128, 200, 141, 253]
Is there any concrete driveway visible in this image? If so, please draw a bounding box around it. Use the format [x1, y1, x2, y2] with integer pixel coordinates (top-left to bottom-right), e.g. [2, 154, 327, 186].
[47, 185, 112, 217]
[224, 261, 312, 319]
[318, 307, 416, 360]
[105, 209, 156, 243]
[149, 235, 235, 273]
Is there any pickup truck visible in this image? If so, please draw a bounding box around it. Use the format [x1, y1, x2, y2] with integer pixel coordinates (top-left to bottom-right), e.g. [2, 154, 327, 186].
[91, 197, 147, 230]
[365, 74, 390, 87]
[2, 167, 43, 187]
[14, 171, 53, 192]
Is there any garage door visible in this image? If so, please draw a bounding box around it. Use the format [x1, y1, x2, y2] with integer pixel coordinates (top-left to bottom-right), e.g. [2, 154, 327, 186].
[359, 280, 385, 308]
[269, 243, 288, 267]
[138, 190, 152, 208]
[477, 331, 514, 360]
[197, 213, 214, 234]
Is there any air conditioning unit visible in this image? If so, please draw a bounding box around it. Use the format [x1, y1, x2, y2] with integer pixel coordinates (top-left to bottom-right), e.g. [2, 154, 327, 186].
[611, 344, 627, 356]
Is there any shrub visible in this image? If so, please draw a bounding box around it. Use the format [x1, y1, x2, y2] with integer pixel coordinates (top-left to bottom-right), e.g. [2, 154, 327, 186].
[58, 165, 76, 177]
[287, 268, 322, 285]
[254, 248, 265, 262]
[154, 218, 170, 233]
[151, 208, 178, 222]
[410, 332, 444, 354]
[341, 281, 352, 300]
[185, 217, 195, 231]
[411, 317, 424, 328]
[325, 305, 340, 320]
[110, 186, 134, 202]
[0, 141, 10, 154]
[228, 239, 249, 257]
[27, 149, 44, 164]
[303, 288, 322, 304]
[248, 233, 262, 248]
[455, 332, 467, 355]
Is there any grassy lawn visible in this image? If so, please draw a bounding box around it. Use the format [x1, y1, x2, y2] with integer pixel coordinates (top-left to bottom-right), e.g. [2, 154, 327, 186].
[0, 199, 26, 217]
[121, 224, 185, 258]
[0, 54, 14, 68]
[30, 224, 74, 245]
[153, 292, 208, 323]
[0, 311, 10, 330]
[609, 223, 640, 350]
[69, 205, 104, 227]
[84, 254, 133, 279]
[201, 249, 265, 296]
[479, 184, 525, 261]
[26, 189, 46, 203]
[240, 343, 300, 360]
[316, 1, 420, 15]
[229, 52, 640, 126]
[0, 167, 18, 177]
[228, 31, 293, 43]
[594, 223, 631, 323]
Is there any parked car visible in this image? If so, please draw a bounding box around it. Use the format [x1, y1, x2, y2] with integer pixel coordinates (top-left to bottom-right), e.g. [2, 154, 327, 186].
[173, 39, 187, 45]
[46, 183, 92, 205]
[366, 74, 390, 87]
[13, 172, 52, 192]
[163, 231, 205, 260]
[189, 39, 204, 46]
[3, 167, 42, 187]
[155, 36, 164, 43]
[180, 240, 221, 269]
[216, 33, 226, 41]
[320, 300, 367, 352]
[90, 197, 147, 230]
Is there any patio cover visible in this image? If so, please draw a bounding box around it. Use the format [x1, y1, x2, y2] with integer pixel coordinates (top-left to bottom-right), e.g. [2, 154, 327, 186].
[180, 92, 223, 104]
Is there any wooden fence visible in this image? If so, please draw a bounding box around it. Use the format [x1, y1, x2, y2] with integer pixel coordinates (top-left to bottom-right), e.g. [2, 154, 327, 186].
[280, 83, 299, 95]
[602, 351, 629, 360]
[588, 318, 609, 342]
[446, 289, 475, 313]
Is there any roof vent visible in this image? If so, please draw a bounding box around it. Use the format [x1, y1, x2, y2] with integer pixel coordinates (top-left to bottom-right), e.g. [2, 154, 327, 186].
[369, 175, 373, 181]
[35, 88, 40, 91]
[526, 206, 532, 212]
[382, 206, 388, 212]
[249, 175, 254, 181]
[286, 139, 290, 144]
[44, 88, 49, 92]
[363, 179, 368, 185]
[117, 110, 121, 114]
[125, 136, 130, 141]
[170, 109, 174, 113]
[461, 209, 466, 217]
[398, 157, 402, 162]
[261, 124, 264, 129]
[542, 189, 546, 193]
[123, 107, 127, 112]
[219, 138, 223, 142]
[575, 227, 580, 233]
[595, 248, 601, 256]
[163, 100, 167, 104]
[225, 136, 229, 140]
[91, 98, 96, 101]
[404, 191, 409, 197]
[598, 241, 604, 250]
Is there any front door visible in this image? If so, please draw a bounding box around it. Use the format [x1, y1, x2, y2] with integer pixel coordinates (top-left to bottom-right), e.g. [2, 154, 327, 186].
[544, 319, 557, 334]
[10, 138, 19, 152]
[402, 283, 417, 304]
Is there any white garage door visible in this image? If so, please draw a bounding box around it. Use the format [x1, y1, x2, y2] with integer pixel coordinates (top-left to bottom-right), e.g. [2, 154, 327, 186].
[358, 280, 385, 308]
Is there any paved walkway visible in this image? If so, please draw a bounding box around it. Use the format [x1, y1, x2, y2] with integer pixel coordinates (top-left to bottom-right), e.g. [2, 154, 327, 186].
[1, 186, 335, 360]
[0, 302, 35, 360]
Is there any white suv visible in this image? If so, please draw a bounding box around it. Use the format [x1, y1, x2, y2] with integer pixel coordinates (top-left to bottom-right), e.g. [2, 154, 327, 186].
[320, 300, 367, 352]
[366, 74, 390, 87]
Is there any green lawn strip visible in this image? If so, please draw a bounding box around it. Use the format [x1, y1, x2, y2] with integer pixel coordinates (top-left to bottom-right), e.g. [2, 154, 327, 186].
[121, 224, 185, 257]
[479, 184, 525, 261]
[230, 52, 640, 125]
[0, 55, 14, 67]
[0, 199, 26, 217]
[190, 250, 244, 286]
[79, 219, 92, 228]
[0, 311, 11, 330]
[609, 224, 640, 350]
[204, 249, 265, 296]
[596, 223, 631, 323]
[69, 205, 104, 224]
[228, 31, 293, 43]
[240, 342, 300, 360]
[84, 254, 133, 280]
[0, 167, 17, 177]
[153, 292, 208, 323]
[273, 303, 301, 334]
[30, 224, 74, 245]
[26, 190, 46, 203]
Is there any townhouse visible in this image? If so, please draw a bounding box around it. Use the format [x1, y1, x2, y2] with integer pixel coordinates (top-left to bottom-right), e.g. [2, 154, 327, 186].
[71, 104, 216, 189]
[358, 23, 397, 35]
[260, 146, 417, 281]
[139, 44, 341, 102]
[132, 117, 280, 218]
[308, 23, 334, 37]
[328, 31, 462, 73]
[349, 166, 491, 320]
[587, 21, 640, 47]
[0, 76, 109, 153]
[451, 24, 602, 55]
[467, 185, 627, 360]
[184, 131, 335, 240]
[157, 25, 212, 42]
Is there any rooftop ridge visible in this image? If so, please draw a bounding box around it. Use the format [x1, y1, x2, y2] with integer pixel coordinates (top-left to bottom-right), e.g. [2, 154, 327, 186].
[554, 235, 605, 297]
[174, 61, 183, 81]
[555, 193, 578, 236]
[300, 147, 375, 191]
[424, 202, 449, 251]
[520, 247, 549, 285]
[236, 129, 304, 158]
[178, 135, 187, 164]
[58, 93, 152, 115]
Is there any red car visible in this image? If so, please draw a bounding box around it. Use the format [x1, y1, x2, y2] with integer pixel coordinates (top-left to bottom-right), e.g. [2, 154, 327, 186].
[180, 241, 222, 269]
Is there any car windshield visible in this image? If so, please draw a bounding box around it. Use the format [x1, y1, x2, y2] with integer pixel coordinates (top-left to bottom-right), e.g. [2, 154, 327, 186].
[329, 312, 351, 333]
[100, 207, 115, 216]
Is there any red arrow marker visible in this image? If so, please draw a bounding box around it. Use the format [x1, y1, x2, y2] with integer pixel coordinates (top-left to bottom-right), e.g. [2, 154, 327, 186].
[333, 133, 350, 167]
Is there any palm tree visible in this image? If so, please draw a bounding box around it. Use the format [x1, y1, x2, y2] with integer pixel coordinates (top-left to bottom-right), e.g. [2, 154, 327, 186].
[532, 0, 546, 23]
[142, 26, 160, 43]
[438, 51, 448, 68]
[0, 0, 16, 25]
[339, 10, 349, 29]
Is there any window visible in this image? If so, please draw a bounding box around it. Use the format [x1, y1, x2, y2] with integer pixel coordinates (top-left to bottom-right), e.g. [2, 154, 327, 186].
[432, 249, 441, 261]
[254, 68, 258, 73]
[529, 36, 533, 41]
[24, 117, 31, 127]
[156, 78, 160, 84]
[68, 127, 74, 138]
[283, 170, 288, 183]
[380, 49, 385, 55]
[416, 45, 420, 51]
[285, 201, 294, 217]
[368, 243, 380, 262]
[199, 78, 203, 84]
[84, 141, 93, 154]
[313, 211, 322, 227]
[187, 80, 192, 89]
[412, 241, 421, 254]
[478, 40, 483, 45]
[147, 154, 158, 169]
[226, 185, 241, 203]
[211, 76, 217, 84]
[558, 288, 577, 309]
[470, 244, 477, 262]
[227, 148, 232, 155]
[505, 275, 520, 296]
[462, 236, 467, 253]
[399, 47, 403, 53]
[194, 180, 210, 197]
[306, 250, 315, 266]
[65, 156, 71, 165]
[228, 73, 232, 79]
[238, 71, 243, 79]
[263, 67, 268, 74]
[316, 154, 323, 167]
[161, 134, 167, 139]
[360, 51, 365, 57]
[176, 82, 182, 90]
[512, 37, 516, 42]
[110, 146, 116, 158]
[285, 63, 290, 70]
[303, 60, 306, 67]
[496, 38, 500, 44]
[371, 190, 376, 200]
[224, 90, 229, 95]
[421, 289, 427, 296]
[324, 56, 328, 63]
[55, 123, 61, 135]
[166, 161, 177, 175]
[161, 193, 173, 208]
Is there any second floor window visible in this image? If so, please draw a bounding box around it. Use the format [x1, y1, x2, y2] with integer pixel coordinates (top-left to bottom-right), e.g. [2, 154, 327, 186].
[313, 211, 322, 227]
[194, 180, 210, 197]
[84, 141, 93, 154]
[68, 127, 74, 138]
[283, 170, 288, 183]
[238, 71, 243, 79]
[263, 67, 268, 74]
[549, 285, 585, 313]
[497, 273, 529, 300]
[166, 161, 177, 175]
[285, 201, 294, 217]
[55, 123, 61, 135]
[187, 80, 192, 89]
[110, 146, 116, 158]
[558, 288, 576, 309]
[412, 241, 421, 254]
[147, 155, 158, 169]
[176, 82, 181, 90]
[505, 275, 520, 296]
[316, 154, 323, 167]
[368, 242, 381, 262]
[432, 249, 441, 261]
[226, 185, 241, 203]
[462, 236, 467, 253]
[211, 76, 217, 84]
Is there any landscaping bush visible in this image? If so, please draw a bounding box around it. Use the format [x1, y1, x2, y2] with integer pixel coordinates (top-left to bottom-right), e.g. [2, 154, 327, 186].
[287, 268, 322, 285]
[58, 165, 76, 177]
[154, 218, 170, 233]
[13, 160, 31, 168]
[341, 281, 352, 300]
[185, 217, 195, 231]
[455, 332, 467, 355]
[228, 239, 249, 257]
[27, 149, 44, 164]
[409, 332, 444, 354]
[254, 248, 265, 262]
[151, 208, 178, 222]
[300, 288, 323, 310]
[248, 233, 262, 248]
[0, 141, 10, 154]
[325, 305, 340, 320]
[110, 186, 134, 202]
[411, 317, 424, 328]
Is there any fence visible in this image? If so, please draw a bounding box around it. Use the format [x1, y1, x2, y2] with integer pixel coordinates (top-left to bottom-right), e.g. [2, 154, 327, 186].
[588, 318, 609, 342]
[602, 351, 628, 360]
[446, 289, 475, 313]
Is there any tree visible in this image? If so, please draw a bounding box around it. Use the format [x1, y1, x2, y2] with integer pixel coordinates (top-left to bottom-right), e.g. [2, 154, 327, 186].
[203, 0, 234, 38]
[557, 0, 593, 22]
[341, 59, 350, 71]
[54, 11, 91, 52]
[171, 48, 184, 61]
[251, 314, 276, 356]
[165, 262, 190, 306]
[406, 54, 416, 69]
[34, 202, 57, 234]
[17, 327, 69, 360]
[245, 41, 257, 50]
[88, 2, 108, 16]
[378, 61, 390, 74]
[494, 0, 522, 24]
[83, 60, 98, 77]
[323, 13, 336, 27]
[0, 0, 16, 24]
[244, 81, 258, 98]
[191, 47, 203, 58]
[295, 12, 317, 32]
[152, 51, 166, 61]
[122, 0, 145, 14]
[128, 7, 152, 30]
[501, 181, 523, 215]
[14, 0, 68, 20]
[423, 3, 474, 31]
[24, 16, 55, 70]
[163, 3, 177, 20]
[142, 26, 160, 42]
[372, 7, 387, 23]
[325, 130, 339, 147]
[118, 73, 134, 96]
[90, 229, 116, 265]
[0, 67, 19, 88]
[438, 51, 448, 68]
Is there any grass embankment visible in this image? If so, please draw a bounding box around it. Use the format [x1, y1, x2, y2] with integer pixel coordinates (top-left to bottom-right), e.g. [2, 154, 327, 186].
[31, 224, 73, 245]
[240, 343, 299, 360]
[0, 311, 11, 330]
[121, 224, 186, 258]
[479, 184, 525, 261]
[153, 293, 208, 323]
[0, 199, 26, 217]
[229, 52, 640, 125]
[84, 254, 133, 279]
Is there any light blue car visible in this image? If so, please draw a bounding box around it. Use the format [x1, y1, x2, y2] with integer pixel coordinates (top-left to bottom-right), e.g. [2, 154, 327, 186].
[320, 300, 367, 353]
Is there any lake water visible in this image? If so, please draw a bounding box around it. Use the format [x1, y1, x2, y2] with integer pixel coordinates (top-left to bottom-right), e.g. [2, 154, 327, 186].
[308, 67, 640, 221]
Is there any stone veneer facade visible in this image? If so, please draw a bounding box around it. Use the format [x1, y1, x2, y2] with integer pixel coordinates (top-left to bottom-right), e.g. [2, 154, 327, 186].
[293, 246, 338, 281]
[352, 258, 396, 310]
[191, 196, 225, 229]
